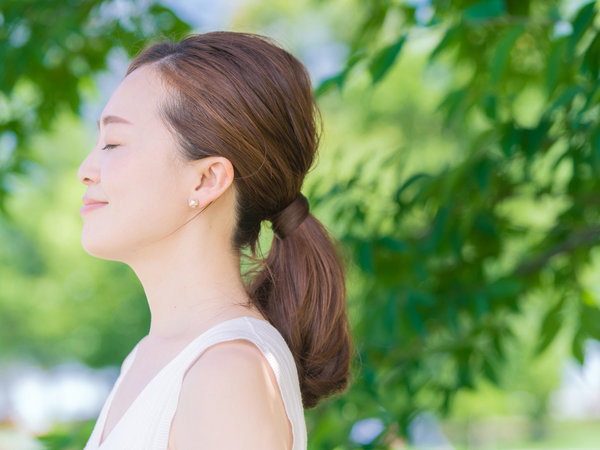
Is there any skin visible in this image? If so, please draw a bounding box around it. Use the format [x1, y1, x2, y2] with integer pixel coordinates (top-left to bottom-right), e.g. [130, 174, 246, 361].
[77, 65, 292, 449]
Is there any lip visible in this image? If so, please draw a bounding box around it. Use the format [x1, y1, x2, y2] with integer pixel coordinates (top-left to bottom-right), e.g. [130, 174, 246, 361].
[82, 195, 107, 205]
[80, 202, 108, 214]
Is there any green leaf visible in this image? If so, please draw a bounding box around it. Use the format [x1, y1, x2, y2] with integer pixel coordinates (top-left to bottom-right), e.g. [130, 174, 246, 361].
[464, 0, 506, 22]
[547, 85, 584, 115]
[491, 333, 506, 362]
[369, 36, 406, 84]
[569, 2, 596, 54]
[581, 303, 600, 341]
[578, 79, 600, 116]
[429, 25, 461, 62]
[536, 296, 566, 355]
[315, 73, 345, 96]
[315, 48, 367, 96]
[521, 120, 552, 157]
[490, 25, 524, 85]
[500, 122, 521, 157]
[546, 39, 566, 95]
[351, 0, 390, 51]
[474, 157, 492, 192]
[482, 356, 500, 386]
[571, 328, 586, 365]
[438, 85, 470, 124]
[394, 173, 430, 204]
[457, 351, 474, 389]
[423, 204, 451, 253]
[481, 93, 497, 120]
[582, 32, 600, 78]
[441, 389, 454, 415]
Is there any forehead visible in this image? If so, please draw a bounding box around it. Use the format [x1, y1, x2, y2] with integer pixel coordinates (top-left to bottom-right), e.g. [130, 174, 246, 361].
[102, 65, 165, 126]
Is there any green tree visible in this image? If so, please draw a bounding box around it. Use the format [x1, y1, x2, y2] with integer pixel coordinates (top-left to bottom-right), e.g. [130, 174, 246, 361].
[305, 0, 600, 446]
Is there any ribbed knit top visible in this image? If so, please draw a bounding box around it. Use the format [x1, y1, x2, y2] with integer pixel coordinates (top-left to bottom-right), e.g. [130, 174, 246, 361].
[84, 316, 307, 449]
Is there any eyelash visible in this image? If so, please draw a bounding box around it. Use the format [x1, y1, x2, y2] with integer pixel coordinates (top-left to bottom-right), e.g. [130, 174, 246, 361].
[102, 144, 118, 151]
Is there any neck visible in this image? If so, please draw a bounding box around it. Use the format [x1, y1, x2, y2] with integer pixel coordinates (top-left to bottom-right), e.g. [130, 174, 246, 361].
[126, 227, 255, 341]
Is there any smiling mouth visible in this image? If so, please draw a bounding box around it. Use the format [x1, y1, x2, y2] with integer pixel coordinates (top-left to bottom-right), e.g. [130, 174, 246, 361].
[80, 202, 108, 214]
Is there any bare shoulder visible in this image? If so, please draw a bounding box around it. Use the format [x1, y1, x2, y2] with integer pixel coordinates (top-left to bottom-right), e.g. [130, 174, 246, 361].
[169, 339, 293, 450]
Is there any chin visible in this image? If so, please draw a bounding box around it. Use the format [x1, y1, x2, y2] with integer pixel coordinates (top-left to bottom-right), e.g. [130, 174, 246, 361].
[80, 228, 126, 262]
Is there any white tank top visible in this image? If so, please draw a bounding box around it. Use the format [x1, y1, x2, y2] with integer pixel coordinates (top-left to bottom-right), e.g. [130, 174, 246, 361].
[84, 316, 307, 449]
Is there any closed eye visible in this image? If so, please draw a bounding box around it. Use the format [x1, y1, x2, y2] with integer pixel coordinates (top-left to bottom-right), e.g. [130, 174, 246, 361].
[102, 144, 119, 151]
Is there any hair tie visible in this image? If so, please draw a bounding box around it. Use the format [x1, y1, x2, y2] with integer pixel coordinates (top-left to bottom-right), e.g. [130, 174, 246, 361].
[270, 193, 309, 240]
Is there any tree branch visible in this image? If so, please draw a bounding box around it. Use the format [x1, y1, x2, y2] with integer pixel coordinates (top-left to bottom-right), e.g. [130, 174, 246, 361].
[515, 225, 600, 276]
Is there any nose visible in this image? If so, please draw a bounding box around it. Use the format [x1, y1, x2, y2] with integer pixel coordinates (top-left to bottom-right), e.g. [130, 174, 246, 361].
[77, 147, 100, 186]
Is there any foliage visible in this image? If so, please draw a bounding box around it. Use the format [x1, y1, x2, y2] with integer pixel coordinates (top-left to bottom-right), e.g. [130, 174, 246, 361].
[0, 0, 190, 213]
[307, 0, 600, 446]
[36, 419, 95, 450]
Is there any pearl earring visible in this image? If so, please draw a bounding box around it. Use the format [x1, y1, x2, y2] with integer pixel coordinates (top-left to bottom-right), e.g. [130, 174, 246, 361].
[189, 199, 199, 208]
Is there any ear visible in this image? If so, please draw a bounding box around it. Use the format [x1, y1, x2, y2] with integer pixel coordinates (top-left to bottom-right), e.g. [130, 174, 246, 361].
[191, 156, 235, 204]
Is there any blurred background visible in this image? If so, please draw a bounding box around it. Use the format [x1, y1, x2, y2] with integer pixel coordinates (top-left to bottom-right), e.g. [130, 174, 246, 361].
[1, 0, 600, 448]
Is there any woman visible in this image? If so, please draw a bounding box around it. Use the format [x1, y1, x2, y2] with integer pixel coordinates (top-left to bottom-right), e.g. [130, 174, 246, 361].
[78, 32, 352, 449]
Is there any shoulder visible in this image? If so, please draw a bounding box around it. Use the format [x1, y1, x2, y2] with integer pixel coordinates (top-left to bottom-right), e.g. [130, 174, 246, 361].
[170, 339, 292, 450]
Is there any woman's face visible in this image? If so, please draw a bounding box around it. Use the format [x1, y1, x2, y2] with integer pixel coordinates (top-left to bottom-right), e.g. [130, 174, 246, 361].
[77, 65, 194, 261]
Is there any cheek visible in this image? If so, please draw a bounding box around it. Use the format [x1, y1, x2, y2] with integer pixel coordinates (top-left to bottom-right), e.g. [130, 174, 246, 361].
[102, 155, 145, 213]
[102, 152, 187, 237]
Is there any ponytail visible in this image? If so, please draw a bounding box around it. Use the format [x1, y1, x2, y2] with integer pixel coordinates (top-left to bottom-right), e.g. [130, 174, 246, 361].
[247, 211, 353, 408]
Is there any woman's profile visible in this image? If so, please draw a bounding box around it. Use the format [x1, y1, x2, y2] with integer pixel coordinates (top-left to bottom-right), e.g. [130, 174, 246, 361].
[77, 31, 352, 449]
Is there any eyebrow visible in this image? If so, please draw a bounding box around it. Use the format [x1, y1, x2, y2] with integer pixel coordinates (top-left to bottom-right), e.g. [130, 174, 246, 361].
[96, 115, 133, 129]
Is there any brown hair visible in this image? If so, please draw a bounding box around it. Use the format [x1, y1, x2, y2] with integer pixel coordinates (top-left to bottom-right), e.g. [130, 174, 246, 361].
[127, 32, 352, 408]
